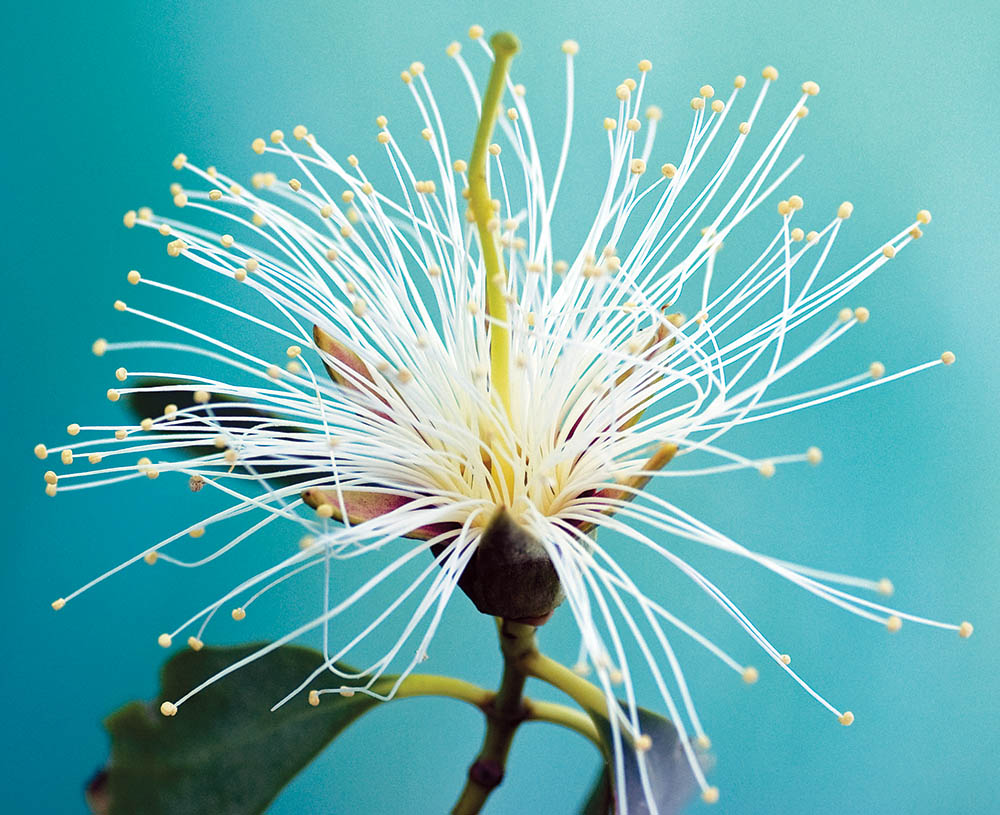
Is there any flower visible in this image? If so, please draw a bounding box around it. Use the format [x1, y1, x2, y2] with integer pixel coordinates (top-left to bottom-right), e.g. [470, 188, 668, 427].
[40, 28, 971, 809]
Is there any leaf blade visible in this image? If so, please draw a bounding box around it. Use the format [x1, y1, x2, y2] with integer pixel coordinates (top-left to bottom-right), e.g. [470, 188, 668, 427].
[101, 644, 391, 815]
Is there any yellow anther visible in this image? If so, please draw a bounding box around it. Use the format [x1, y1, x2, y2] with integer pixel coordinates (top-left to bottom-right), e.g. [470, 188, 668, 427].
[838, 308, 853, 323]
[909, 227, 923, 240]
[561, 39, 579, 55]
[115, 429, 127, 440]
[469, 24, 484, 39]
[160, 701, 177, 717]
[758, 461, 775, 478]
[711, 99, 725, 113]
[777, 200, 791, 216]
[690, 97, 705, 110]
[51, 597, 66, 610]
[326, 248, 339, 262]
[700, 84, 715, 98]
[138, 206, 153, 219]
[789, 194, 804, 210]
[293, 124, 308, 140]
[488, 143, 501, 156]
[229, 183, 243, 196]
[88, 453, 103, 464]
[916, 209, 932, 224]
[635, 734, 652, 752]
[289, 178, 301, 192]
[702, 787, 720, 804]
[838, 711, 854, 726]
[172, 153, 187, 170]
[742, 666, 759, 684]
[188, 636, 204, 651]
[400, 70, 412, 84]
[877, 578, 894, 596]
[251, 138, 266, 154]
[791, 227, 804, 242]
[194, 390, 210, 404]
[838, 201, 854, 219]
[308, 690, 321, 706]
[806, 446, 823, 465]
[958, 621, 973, 638]
[221, 234, 234, 248]
[854, 307, 870, 323]
[453, 159, 468, 173]
[316, 503, 334, 519]
[797, 106, 809, 118]
[123, 210, 137, 228]
[231, 607, 246, 621]
[869, 361, 886, 379]
[45, 483, 57, 496]
[734, 75, 747, 88]
[158, 223, 172, 236]
[409, 61, 424, 76]
[801, 80, 820, 95]
[208, 189, 222, 201]
[244, 258, 259, 273]
[616, 84, 631, 100]
[446, 41, 461, 57]
[603, 117, 617, 131]
[66, 423, 81, 436]
[624, 78, 636, 91]
[886, 615, 903, 632]
[882, 244, 896, 259]
[107, 388, 121, 402]
[158, 633, 173, 648]
[626, 117, 641, 131]
[286, 345, 302, 358]
[806, 230, 819, 242]
[34, 443, 48, 460]
[233, 268, 247, 283]
[780, 654, 792, 665]
[940, 350, 956, 365]
[252, 213, 265, 227]
[762, 65, 778, 80]
[44, 470, 58, 485]
[661, 163, 677, 179]
[645, 105, 662, 121]
[144, 550, 158, 565]
[630, 159, 647, 175]
[113, 299, 127, 312]
[60, 449, 73, 465]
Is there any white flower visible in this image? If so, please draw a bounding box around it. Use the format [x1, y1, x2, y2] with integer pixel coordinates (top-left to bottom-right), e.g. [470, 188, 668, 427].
[40, 29, 971, 809]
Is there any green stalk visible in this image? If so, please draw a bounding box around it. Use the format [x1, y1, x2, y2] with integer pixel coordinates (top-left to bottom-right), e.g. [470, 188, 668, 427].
[451, 619, 537, 815]
[469, 32, 519, 431]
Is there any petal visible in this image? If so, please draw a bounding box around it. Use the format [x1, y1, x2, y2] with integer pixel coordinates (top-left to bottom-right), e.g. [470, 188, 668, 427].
[301, 487, 459, 541]
[573, 442, 678, 534]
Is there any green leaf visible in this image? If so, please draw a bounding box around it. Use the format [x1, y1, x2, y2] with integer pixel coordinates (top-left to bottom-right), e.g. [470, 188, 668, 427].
[125, 379, 310, 488]
[585, 705, 707, 815]
[580, 765, 614, 815]
[99, 643, 393, 815]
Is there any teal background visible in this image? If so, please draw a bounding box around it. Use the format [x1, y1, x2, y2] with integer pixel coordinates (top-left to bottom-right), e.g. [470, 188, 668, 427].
[4, 1, 998, 813]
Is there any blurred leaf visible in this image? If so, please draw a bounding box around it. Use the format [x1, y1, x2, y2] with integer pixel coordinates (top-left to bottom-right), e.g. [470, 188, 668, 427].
[126, 379, 309, 488]
[585, 705, 705, 815]
[98, 643, 392, 815]
[580, 765, 613, 815]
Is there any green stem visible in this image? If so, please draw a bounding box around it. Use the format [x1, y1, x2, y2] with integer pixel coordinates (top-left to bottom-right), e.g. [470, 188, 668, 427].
[450, 619, 537, 815]
[521, 651, 609, 714]
[469, 32, 519, 433]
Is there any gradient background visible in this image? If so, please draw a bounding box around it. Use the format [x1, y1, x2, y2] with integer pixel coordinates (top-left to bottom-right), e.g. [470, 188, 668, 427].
[4, 1, 998, 813]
